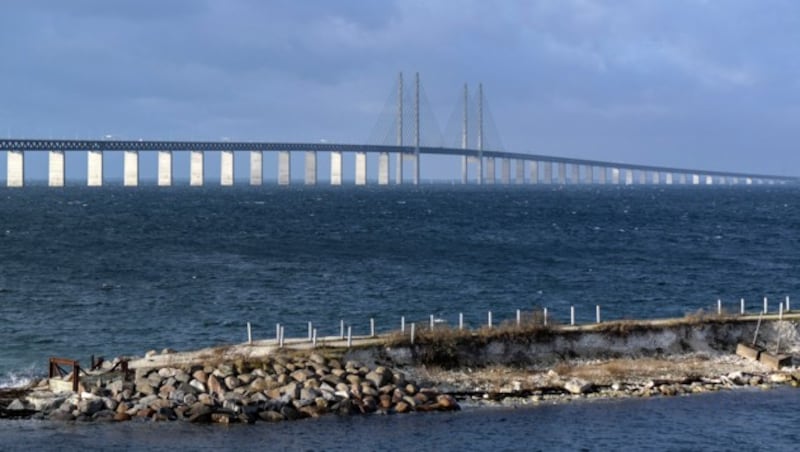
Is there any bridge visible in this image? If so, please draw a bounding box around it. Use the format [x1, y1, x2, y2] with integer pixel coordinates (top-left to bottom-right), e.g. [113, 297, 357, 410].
[0, 73, 796, 187]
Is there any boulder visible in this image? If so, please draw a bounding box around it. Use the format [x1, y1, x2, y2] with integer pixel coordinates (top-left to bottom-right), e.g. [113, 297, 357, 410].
[6, 399, 27, 411]
[158, 367, 178, 378]
[291, 369, 314, 383]
[280, 405, 305, 421]
[769, 373, 793, 384]
[134, 378, 155, 396]
[174, 370, 191, 383]
[436, 394, 459, 410]
[394, 401, 411, 413]
[113, 412, 131, 422]
[564, 378, 593, 395]
[189, 379, 207, 393]
[224, 376, 241, 390]
[207, 374, 226, 397]
[213, 364, 234, 378]
[78, 398, 106, 416]
[259, 410, 284, 422]
[187, 404, 212, 423]
[192, 370, 208, 383]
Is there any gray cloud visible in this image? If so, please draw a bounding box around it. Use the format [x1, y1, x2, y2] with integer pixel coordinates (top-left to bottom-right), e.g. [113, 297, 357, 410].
[1, 0, 799, 178]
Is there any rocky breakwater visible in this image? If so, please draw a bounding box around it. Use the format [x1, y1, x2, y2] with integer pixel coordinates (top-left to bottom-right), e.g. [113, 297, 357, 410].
[458, 368, 800, 407]
[4, 352, 458, 423]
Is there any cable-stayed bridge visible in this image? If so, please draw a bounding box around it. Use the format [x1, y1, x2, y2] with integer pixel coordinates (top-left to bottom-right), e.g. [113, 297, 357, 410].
[0, 73, 795, 187]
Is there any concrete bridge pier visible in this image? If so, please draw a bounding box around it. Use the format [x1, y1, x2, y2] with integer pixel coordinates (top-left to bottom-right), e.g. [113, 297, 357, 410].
[636, 170, 644, 185]
[691, 174, 700, 185]
[7, 150, 23, 187]
[652, 171, 660, 185]
[305, 151, 318, 185]
[485, 157, 496, 184]
[190, 151, 204, 186]
[379, 152, 390, 185]
[597, 166, 606, 184]
[220, 150, 234, 186]
[705, 175, 713, 185]
[158, 151, 173, 186]
[529, 161, 538, 184]
[249, 151, 262, 186]
[395, 153, 403, 185]
[48, 150, 65, 187]
[625, 169, 634, 185]
[123, 150, 139, 187]
[543, 162, 552, 184]
[330, 151, 343, 186]
[515, 159, 525, 184]
[412, 154, 420, 185]
[665, 172, 673, 185]
[745, 177, 753, 185]
[476, 157, 483, 185]
[570, 164, 579, 184]
[461, 156, 468, 184]
[611, 168, 620, 184]
[585, 165, 593, 184]
[731, 177, 739, 185]
[87, 150, 103, 187]
[355, 152, 367, 185]
[557, 162, 566, 184]
[278, 151, 291, 185]
[501, 158, 510, 184]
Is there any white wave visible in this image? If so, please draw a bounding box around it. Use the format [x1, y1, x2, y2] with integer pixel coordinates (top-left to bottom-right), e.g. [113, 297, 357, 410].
[0, 365, 40, 389]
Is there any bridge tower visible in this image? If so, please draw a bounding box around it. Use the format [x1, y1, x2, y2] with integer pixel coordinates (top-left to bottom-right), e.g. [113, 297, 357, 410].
[461, 83, 468, 184]
[413, 72, 421, 185]
[395, 72, 403, 184]
[477, 83, 484, 185]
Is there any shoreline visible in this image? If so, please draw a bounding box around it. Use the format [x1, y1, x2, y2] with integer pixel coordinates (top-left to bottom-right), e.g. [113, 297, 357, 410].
[2, 314, 798, 423]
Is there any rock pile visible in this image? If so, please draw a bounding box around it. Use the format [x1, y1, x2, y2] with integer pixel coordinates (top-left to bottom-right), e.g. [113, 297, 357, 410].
[464, 369, 800, 406]
[7, 352, 459, 423]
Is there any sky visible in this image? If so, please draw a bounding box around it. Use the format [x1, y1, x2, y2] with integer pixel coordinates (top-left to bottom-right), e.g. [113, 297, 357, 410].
[1, 0, 799, 181]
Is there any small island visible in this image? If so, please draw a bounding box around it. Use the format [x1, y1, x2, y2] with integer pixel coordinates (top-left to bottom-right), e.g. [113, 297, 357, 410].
[2, 311, 797, 423]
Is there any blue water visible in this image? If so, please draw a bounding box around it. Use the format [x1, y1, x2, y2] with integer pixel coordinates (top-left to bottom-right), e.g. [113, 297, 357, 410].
[2, 388, 799, 451]
[1, 185, 799, 448]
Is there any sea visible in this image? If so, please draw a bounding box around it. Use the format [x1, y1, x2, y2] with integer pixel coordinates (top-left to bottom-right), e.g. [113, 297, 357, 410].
[1, 184, 800, 450]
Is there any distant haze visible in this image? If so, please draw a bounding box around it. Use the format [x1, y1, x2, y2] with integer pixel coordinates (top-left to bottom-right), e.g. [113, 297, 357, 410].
[1, 1, 798, 181]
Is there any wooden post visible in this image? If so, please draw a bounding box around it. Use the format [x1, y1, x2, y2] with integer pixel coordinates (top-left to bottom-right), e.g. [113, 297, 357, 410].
[596, 305, 601, 324]
[516, 309, 521, 326]
[312, 328, 317, 347]
[543, 307, 548, 326]
[401, 316, 405, 333]
[717, 299, 722, 316]
[570, 306, 575, 326]
[779, 302, 784, 321]
[73, 362, 80, 393]
[308, 322, 313, 341]
[786, 296, 791, 312]
[459, 313, 464, 330]
[340, 320, 345, 339]
[430, 314, 435, 331]
[410, 323, 415, 345]
[247, 322, 252, 345]
[488, 311, 493, 328]
[740, 298, 745, 315]
[763, 296, 768, 314]
[347, 326, 352, 347]
[370, 318, 375, 337]
[275, 323, 281, 342]
[279, 326, 285, 348]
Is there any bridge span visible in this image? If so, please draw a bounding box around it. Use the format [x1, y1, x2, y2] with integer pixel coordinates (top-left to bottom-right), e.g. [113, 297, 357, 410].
[0, 138, 795, 187]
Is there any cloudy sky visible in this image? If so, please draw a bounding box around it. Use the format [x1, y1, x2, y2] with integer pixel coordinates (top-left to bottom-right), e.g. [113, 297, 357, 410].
[1, 1, 799, 180]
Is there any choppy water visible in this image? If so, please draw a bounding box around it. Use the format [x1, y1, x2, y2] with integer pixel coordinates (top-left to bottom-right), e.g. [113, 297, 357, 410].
[2, 388, 799, 451]
[1, 185, 799, 448]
